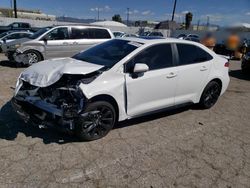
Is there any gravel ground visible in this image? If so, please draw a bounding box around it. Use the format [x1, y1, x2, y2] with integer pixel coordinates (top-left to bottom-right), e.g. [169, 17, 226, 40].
[0, 53, 250, 188]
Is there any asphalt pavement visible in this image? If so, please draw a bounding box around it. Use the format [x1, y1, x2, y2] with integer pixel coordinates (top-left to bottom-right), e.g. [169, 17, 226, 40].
[0, 53, 250, 188]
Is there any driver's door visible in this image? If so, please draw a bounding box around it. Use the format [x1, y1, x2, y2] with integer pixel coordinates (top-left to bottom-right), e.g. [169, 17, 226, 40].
[125, 43, 178, 117]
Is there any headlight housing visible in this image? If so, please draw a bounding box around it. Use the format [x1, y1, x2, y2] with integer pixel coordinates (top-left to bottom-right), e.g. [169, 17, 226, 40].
[14, 77, 23, 96]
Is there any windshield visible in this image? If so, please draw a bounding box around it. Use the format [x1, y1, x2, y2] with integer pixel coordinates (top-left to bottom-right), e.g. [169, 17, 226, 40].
[0, 31, 10, 39]
[28, 27, 52, 39]
[73, 39, 142, 68]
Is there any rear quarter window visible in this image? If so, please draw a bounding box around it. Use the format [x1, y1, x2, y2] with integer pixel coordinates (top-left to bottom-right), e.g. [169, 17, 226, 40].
[177, 44, 213, 65]
[89, 29, 111, 39]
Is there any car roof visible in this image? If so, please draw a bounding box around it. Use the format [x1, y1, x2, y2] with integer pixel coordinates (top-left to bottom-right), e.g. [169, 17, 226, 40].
[118, 37, 202, 46]
[52, 25, 108, 30]
[7, 31, 33, 34]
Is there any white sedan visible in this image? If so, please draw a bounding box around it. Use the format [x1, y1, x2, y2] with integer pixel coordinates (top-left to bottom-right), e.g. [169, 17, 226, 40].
[12, 38, 230, 141]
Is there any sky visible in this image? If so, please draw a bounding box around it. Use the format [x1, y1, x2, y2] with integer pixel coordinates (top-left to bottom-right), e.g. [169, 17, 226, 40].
[1, 0, 250, 26]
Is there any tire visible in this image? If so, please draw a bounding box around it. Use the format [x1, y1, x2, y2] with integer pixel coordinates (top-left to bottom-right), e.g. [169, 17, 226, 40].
[24, 50, 42, 66]
[199, 81, 222, 109]
[75, 101, 116, 141]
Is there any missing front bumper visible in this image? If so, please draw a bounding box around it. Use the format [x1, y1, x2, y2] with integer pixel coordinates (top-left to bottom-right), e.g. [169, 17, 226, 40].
[14, 52, 30, 65]
[11, 97, 74, 131]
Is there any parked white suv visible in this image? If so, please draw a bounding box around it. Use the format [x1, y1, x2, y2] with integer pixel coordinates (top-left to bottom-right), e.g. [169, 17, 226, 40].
[12, 38, 230, 141]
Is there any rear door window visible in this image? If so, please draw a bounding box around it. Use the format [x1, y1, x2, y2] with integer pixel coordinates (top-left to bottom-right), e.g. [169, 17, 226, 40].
[21, 23, 30, 28]
[71, 28, 89, 39]
[176, 44, 213, 65]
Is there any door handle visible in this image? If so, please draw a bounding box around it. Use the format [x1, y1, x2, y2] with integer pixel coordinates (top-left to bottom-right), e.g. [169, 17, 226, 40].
[62, 42, 69, 45]
[166, 72, 177, 78]
[200, 66, 208, 71]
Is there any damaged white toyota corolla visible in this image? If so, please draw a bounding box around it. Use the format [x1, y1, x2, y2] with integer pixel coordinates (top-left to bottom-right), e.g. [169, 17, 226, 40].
[12, 38, 230, 141]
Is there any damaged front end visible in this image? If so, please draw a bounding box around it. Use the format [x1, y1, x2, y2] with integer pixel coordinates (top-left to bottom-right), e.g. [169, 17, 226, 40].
[12, 73, 100, 132]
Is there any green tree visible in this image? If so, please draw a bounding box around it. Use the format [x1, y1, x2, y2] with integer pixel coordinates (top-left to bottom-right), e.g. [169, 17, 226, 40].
[185, 12, 193, 30]
[112, 14, 122, 23]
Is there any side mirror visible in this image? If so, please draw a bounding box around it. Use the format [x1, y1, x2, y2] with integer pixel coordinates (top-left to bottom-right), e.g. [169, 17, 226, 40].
[43, 37, 48, 42]
[42, 35, 49, 43]
[133, 63, 149, 73]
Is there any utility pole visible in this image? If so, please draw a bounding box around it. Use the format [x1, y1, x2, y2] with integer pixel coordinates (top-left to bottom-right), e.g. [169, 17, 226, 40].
[207, 16, 210, 29]
[197, 20, 200, 31]
[171, 0, 177, 21]
[97, 7, 100, 21]
[13, 0, 17, 18]
[127, 8, 130, 26]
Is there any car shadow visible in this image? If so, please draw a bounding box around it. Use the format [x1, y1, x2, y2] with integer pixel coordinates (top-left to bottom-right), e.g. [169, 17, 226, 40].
[0, 60, 20, 68]
[0, 101, 78, 144]
[115, 104, 197, 129]
[0, 101, 199, 144]
[229, 70, 250, 81]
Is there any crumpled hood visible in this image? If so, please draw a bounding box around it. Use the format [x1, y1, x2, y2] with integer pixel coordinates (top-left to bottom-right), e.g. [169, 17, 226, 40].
[20, 57, 104, 87]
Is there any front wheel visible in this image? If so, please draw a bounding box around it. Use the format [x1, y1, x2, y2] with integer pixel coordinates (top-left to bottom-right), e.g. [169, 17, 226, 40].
[24, 50, 42, 66]
[75, 101, 116, 141]
[199, 81, 222, 109]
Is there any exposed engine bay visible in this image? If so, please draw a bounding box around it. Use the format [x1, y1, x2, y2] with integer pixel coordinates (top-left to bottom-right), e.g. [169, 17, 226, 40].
[12, 71, 102, 131]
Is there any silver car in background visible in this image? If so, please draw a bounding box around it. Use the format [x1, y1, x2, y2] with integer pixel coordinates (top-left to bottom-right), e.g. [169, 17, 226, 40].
[5, 25, 114, 65]
[0, 31, 33, 52]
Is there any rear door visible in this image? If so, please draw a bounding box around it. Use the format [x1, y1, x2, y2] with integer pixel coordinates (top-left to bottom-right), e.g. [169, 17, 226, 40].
[174, 43, 213, 104]
[69, 27, 112, 55]
[70, 27, 91, 55]
[125, 43, 178, 117]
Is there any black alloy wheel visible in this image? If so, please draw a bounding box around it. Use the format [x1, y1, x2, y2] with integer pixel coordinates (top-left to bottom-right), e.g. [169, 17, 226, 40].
[75, 101, 116, 141]
[199, 81, 222, 109]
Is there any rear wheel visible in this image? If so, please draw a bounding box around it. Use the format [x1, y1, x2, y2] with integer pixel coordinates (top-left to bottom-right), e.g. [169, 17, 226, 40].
[199, 81, 222, 109]
[75, 101, 116, 141]
[24, 50, 42, 66]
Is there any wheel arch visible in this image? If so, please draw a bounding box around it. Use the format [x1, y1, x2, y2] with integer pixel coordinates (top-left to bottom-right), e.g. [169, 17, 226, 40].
[24, 49, 44, 61]
[197, 77, 223, 103]
[209, 78, 222, 89]
[89, 94, 119, 121]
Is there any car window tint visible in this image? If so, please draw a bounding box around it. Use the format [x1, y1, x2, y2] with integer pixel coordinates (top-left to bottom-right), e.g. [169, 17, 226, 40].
[21, 23, 29, 28]
[12, 23, 19, 28]
[14, 33, 23, 39]
[5, 34, 18, 39]
[21, 33, 32, 38]
[127, 44, 173, 72]
[177, 44, 213, 65]
[46, 27, 69, 40]
[71, 28, 89, 39]
[89, 29, 111, 39]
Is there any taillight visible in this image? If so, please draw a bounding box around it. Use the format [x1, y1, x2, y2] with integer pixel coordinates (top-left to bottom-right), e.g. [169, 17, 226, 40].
[224, 62, 230, 67]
